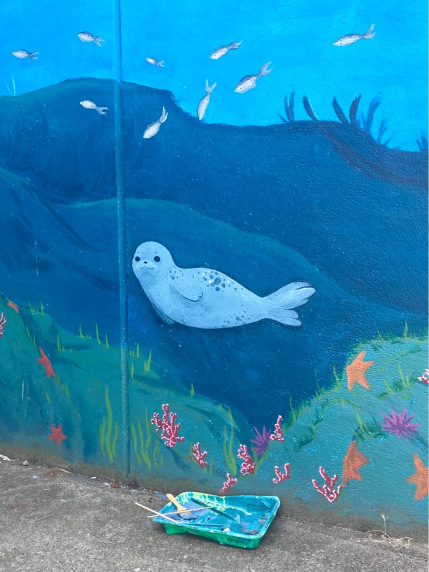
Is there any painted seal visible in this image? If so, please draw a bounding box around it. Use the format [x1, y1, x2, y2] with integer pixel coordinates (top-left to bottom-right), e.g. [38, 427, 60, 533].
[132, 241, 315, 329]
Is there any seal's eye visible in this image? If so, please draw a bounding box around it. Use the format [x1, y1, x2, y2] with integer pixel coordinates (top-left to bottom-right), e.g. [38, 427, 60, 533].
[154, 256, 161, 262]
[135, 256, 140, 262]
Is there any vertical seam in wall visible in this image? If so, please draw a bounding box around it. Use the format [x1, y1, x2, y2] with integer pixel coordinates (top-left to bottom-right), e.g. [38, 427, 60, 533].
[114, 0, 130, 477]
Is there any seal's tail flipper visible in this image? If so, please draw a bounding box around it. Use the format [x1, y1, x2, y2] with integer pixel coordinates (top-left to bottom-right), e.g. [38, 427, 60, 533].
[265, 282, 315, 326]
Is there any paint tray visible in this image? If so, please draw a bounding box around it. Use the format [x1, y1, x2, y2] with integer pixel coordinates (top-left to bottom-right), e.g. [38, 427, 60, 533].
[152, 492, 280, 549]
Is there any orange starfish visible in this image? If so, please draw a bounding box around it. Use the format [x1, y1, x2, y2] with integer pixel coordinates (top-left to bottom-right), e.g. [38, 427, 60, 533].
[346, 351, 374, 391]
[406, 454, 428, 501]
[48, 424, 67, 446]
[37, 347, 56, 378]
[7, 300, 19, 313]
[342, 441, 369, 486]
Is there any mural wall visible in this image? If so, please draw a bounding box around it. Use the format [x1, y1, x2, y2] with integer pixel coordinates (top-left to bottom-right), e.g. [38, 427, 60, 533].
[0, 1, 427, 537]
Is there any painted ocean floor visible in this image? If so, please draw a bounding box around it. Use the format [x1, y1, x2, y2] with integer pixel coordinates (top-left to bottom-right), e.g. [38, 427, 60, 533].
[0, 293, 427, 532]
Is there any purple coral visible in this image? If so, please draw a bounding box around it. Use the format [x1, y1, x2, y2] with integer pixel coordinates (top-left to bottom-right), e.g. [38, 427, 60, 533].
[250, 426, 271, 458]
[381, 408, 421, 440]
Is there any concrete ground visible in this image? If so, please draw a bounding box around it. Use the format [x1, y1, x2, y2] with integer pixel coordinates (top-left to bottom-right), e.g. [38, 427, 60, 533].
[0, 460, 427, 572]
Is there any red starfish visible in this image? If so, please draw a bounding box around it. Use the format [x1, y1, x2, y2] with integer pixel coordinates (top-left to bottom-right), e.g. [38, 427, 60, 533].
[37, 347, 56, 378]
[48, 424, 67, 446]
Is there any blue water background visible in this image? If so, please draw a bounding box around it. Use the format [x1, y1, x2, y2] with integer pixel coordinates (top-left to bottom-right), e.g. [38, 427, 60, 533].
[1, 0, 427, 149]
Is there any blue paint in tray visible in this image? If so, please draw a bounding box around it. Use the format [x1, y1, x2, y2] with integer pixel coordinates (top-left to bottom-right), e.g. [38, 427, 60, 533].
[152, 492, 280, 549]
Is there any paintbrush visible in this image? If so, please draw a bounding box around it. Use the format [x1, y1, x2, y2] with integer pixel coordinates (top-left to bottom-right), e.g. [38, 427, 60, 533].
[134, 502, 178, 523]
[146, 506, 207, 518]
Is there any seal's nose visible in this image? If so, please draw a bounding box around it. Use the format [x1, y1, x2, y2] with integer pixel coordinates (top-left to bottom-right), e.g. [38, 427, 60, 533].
[144, 260, 148, 264]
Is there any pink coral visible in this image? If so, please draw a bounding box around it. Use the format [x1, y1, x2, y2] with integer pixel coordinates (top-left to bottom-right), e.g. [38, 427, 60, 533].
[418, 369, 429, 384]
[270, 415, 284, 442]
[272, 463, 290, 484]
[312, 466, 342, 502]
[220, 473, 238, 494]
[0, 312, 7, 338]
[151, 403, 185, 448]
[237, 444, 256, 475]
[192, 442, 208, 467]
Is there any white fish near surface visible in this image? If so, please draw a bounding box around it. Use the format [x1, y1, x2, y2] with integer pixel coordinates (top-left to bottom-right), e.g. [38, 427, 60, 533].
[334, 24, 375, 46]
[143, 107, 168, 139]
[80, 100, 108, 115]
[132, 241, 316, 329]
[78, 32, 105, 46]
[235, 62, 273, 93]
[13, 50, 38, 60]
[146, 57, 165, 67]
[197, 80, 217, 120]
[210, 41, 242, 60]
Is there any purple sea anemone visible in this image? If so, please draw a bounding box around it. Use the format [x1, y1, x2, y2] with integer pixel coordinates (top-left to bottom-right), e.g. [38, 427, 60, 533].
[380, 408, 421, 440]
[250, 426, 271, 457]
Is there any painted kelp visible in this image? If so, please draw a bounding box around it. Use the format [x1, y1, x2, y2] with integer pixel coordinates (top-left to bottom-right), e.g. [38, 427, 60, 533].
[0, 293, 427, 531]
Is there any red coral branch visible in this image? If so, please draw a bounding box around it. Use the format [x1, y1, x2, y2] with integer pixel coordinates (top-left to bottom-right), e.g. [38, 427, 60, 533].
[192, 442, 208, 467]
[312, 466, 343, 502]
[418, 369, 429, 384]
[151, 403, 185, 448]
[220, 473, 238, 494]
[0, 312, 7, 337]
[272, 463, 290, 484]
[270, 415, 284, 442]
[237, 444, 255, 475]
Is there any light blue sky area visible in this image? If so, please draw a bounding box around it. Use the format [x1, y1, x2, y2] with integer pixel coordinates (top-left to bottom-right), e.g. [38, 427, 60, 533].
[1, 0, 427, 149]
[1, 1, 120, 93]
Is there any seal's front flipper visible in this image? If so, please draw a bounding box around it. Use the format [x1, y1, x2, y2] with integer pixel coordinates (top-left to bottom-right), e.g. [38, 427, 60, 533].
[172, 280, 203, 302]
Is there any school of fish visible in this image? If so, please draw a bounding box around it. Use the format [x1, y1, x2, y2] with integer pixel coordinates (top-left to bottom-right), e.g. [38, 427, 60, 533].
[11, 23, 376, 138]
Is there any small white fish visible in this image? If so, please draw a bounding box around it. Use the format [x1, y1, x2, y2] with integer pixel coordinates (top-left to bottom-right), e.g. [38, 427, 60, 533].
[210, 41, 242, 60]
[80, 100, 108, 115]
[235, 62, 273, 93]
[12, 50, 38, 60]
[143, 107, 168, 139]
[197, 80, 217, 120]
[78, 32, 105, 46]
[146, 57, 165, 67]
[334, 24, 375, 46]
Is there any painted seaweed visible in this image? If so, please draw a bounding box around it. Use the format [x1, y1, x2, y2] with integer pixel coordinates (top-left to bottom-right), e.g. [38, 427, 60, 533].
[99, 385, 119, 463]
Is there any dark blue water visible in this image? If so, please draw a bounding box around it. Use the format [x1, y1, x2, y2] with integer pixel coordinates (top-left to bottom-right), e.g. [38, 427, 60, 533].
[0, 78, 426, 426]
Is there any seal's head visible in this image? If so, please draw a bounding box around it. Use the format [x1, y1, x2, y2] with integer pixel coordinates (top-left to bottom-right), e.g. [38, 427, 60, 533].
[132, 241, 174, 286]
